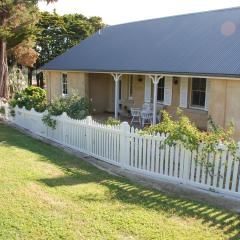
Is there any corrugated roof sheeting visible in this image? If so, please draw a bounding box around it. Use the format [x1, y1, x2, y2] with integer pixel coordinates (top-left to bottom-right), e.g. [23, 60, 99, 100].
[42, 7, 240, 77]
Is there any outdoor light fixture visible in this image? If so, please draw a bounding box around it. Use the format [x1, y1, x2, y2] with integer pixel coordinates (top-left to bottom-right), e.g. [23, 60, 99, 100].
[173, 77, 178, 85]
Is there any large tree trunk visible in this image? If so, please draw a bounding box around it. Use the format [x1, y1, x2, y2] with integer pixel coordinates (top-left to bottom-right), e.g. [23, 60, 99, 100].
[0, 40, 9, 99]
[36, 71, 44, 88]
[28, 67, 33, 86]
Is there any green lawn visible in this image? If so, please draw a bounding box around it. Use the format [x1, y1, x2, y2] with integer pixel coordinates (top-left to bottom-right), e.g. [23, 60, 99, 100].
[0, 123, 239, 240]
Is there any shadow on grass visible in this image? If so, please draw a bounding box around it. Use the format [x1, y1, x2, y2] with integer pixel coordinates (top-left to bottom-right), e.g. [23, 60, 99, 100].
[0, 123, 240, 239]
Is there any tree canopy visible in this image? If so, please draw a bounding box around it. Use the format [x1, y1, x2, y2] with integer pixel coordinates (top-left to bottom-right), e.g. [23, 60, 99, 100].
[0, 0, 105, 98]
[0, 0, 57, 98]
[35, 11, 105, 68]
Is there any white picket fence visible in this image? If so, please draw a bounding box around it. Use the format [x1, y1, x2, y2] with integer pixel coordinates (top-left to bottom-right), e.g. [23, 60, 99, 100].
[0, 100, 10, 120]
[2, 105, 240, 198]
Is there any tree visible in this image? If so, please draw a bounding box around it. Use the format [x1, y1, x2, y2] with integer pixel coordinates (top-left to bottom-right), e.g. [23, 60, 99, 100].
[35, 12, 105, 69]
[0, 0, 57, 99]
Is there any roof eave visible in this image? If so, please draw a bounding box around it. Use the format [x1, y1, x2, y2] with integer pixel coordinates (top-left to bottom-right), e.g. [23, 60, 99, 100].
[41, 68, 240, 79]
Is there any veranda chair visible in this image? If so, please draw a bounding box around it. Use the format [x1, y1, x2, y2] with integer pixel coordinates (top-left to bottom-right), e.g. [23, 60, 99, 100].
[130, 108, 141, 125]
[140, 111, 153, 128]
[142, 103, 153, 111]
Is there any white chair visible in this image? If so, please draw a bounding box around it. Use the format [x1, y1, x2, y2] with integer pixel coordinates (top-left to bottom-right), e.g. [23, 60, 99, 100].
[140, 111, 153, 127]
[130, 108, 141, 125]
[142, 103, 153, 111]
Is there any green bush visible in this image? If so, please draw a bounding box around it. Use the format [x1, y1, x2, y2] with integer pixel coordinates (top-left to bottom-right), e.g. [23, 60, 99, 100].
[65, 95, 92, 120]
[47, 98, 67, 116]
[10, 86, 47, 112]
[43, 95, 92, 128]
[105, 117, 120, 126]
[47, 95, 92, 119]
[0, 107, 5, 115]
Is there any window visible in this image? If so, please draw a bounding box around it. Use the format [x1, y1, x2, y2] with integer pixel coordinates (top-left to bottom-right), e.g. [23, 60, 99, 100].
[119, 80, 122, 101]
[62, 73, 68, 95]
[191, 78, 206, 108]
[128, 76, 133, 100]
[157, 77, 165, 102]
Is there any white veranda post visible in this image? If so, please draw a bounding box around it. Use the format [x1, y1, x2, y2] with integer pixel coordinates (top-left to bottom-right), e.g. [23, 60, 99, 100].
[111, 73, 122, 119]
[149, 75, 163, 124]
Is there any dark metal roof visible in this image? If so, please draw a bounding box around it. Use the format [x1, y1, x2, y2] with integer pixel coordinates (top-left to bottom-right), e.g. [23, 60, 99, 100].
[42, 7, 240, 77]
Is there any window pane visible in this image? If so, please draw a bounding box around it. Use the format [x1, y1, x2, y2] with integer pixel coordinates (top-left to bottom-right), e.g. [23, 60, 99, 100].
[191, 78, 206, 107]
[192, 79, 200, 90]
[62, 74, 68, 94]
[157, 77, 165, 102]
[159, 78, 164, 88]
[199, 79, 206, 91]
[200, 92, 206, 106]
[119, 80, 122, 100]
[192, 91, 200, 106]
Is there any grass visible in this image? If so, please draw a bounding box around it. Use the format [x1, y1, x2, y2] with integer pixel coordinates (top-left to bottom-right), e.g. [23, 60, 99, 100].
[0, 123, 239, 240]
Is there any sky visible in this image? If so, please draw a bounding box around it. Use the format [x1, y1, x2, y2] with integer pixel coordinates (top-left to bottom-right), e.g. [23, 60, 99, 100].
[38, 0, 240, 25]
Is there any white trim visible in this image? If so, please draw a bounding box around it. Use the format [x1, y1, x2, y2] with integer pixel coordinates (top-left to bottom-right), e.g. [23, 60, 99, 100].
[45, 70, 240, 81]
[205, 79, 210, 111]
[62, 93, 69, 98]
[163, 76, 172, 106]
[128, 75, 133, 100]
[179, 77, 188, 108]
[188, 105, 206, 111]
[144, 76, 152, 104]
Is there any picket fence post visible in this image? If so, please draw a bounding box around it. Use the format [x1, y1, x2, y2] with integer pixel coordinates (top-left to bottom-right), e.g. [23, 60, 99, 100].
[4, 103, 9, 121]
[182, 148, 191, 183]
[119, 122, 130, 168]
[61, 112, 68, 144]
[237, 142, 240, 193]
[86, 116, 93, 154]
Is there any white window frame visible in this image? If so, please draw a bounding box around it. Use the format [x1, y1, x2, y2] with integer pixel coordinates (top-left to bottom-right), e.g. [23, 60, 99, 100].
[61, 72, 68, 96]
[189, 78, 207, 110]
[128, 75, 133, 100]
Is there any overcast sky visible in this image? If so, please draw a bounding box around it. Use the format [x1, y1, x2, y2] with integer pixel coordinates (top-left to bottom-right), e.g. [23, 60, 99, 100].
[38, 0, 240, 25]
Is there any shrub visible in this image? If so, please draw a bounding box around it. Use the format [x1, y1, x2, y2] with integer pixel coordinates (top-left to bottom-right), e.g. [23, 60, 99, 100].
[10, 86, 47, 112]
[0, 107, 5, 115]
[65, 95, 92, 119]
[43, 95, 92, 128]
[105, 117, 120, 126]
[142, 109, 239, 164]
[47, 95, 92, 119]
[47, 98, 67, 116]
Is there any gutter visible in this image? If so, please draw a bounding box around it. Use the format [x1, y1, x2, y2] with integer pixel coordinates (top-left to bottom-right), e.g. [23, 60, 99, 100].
[41, 69, 240, 81]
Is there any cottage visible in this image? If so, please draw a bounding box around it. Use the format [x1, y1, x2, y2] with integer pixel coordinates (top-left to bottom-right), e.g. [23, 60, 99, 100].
[42, 7, 240, 139]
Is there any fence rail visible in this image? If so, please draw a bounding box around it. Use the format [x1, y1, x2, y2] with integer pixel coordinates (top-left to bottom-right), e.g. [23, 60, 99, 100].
[3, 106, 240, 198]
